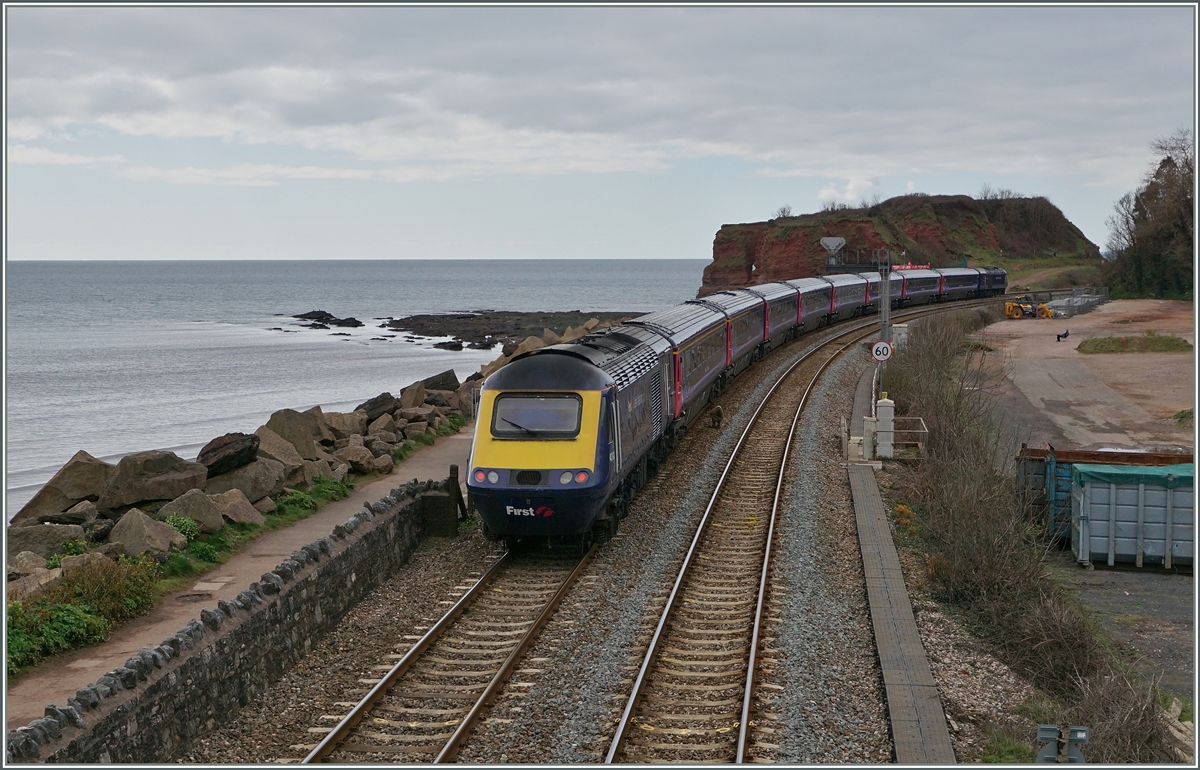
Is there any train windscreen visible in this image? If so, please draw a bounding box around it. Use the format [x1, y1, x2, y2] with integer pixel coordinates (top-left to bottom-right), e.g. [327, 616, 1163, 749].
[491, 394, 582, 438]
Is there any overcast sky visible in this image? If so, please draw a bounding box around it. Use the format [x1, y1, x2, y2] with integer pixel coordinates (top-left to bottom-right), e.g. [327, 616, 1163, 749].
[5, 5, 1195, 261]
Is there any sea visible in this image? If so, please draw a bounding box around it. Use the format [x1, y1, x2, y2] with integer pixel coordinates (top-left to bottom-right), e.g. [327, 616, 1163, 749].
[5, 259, 708, 519]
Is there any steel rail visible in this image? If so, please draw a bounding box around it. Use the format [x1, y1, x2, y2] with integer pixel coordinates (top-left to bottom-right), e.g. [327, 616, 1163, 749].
[734, 330, 865, 762]
[605, 299, 998, 764]
[434, 542, 598, 762]
[302, 551, 513, 763]
[604, 320, 876, 764]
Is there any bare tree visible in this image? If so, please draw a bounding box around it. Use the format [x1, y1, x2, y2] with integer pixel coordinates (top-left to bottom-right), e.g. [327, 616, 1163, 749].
[774, 205, 792, 218]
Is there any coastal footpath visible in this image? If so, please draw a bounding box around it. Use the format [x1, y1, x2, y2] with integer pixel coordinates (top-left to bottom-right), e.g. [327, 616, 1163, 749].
[4, 313, 623, 761]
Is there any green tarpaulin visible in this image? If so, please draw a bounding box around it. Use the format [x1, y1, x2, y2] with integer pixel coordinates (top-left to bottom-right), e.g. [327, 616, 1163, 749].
[1072, 463, 1193, 490]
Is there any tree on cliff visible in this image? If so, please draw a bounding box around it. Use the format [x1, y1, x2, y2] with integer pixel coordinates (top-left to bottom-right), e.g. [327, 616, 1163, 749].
[1103, 129, 1193, 299]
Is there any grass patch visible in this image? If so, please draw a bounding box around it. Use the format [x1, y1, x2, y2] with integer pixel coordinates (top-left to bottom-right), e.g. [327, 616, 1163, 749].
[45, 539, 89, 569]
[1076, 330, 1193, 354]
[8, 555, 161, 677]
[981, 730, 1036, 763]
[393, 440, 417, 463]
[1171, 408, 1193, 427]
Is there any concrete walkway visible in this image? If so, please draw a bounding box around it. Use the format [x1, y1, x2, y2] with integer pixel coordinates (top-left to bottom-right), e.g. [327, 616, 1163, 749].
[5, 426, 475, 730]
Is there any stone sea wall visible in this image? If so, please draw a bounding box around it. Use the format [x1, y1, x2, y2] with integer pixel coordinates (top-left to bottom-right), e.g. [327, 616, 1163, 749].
[6, 479, 458, 763]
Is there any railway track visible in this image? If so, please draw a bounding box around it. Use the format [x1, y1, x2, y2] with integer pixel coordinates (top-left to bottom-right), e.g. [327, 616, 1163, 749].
[605, 301, 994, 764]
[302, 544, 594, 763]
[300, 299, 996, 765]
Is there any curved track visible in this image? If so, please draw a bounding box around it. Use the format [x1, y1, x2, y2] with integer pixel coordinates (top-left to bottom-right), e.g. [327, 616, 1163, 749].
[303, 545, 594, 763]
[605, 300, 994, 764]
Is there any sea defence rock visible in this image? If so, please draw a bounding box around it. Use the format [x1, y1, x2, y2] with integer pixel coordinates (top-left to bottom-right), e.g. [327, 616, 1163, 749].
[355, 393, 397, 423]
[399, 382, 426, 409]
[196, 433, 260, 477]
[254, 427, 306, 488]
[206, 457, 286, 503]
[302, 405, 335, 443]
[333, 445, 376, 475]
[324, 410, 368, 439]
[96, 451, 207, 511]
[10, 451, 116, 526]
[265, 409, 319, 461]
[157, 489, 224, 534]
[9, 551, 48, 577]
[421, 369, 460, 392]
[108, 509, 187, 556]
[368, 413, 396, 435]
[7, 524, 86, 559]
[209, 489, 266, 526]
[37, 500, 99, 526]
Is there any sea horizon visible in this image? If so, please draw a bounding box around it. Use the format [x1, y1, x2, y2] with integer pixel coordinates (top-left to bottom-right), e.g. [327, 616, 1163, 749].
[5, 258, 709, 518]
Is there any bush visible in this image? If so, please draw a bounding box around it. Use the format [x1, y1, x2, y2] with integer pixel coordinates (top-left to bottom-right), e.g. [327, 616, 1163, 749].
[7, 600, 109, 675]
[311, 476, 354, 502]
[188, 542, 220, 563]
[275, 489, 317, 517]
[46, 539, 89, 569]
[393, 441, 417, 463]
[43, 555, 160, 622]
[165, 514, 200, 542]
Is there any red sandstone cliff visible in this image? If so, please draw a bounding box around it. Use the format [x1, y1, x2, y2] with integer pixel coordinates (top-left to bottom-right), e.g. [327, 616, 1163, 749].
[699, 194, 1100, 295]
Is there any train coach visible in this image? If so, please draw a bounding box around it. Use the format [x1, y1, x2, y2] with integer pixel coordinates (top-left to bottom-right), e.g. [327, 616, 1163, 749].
[467, 266, 1007, 547]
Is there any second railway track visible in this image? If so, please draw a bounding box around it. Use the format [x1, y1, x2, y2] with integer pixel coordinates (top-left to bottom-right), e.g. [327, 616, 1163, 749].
[303, 545, 594, 763]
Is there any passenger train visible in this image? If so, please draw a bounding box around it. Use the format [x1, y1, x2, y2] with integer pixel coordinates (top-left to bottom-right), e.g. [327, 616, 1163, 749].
[466, 266, 1007, 545]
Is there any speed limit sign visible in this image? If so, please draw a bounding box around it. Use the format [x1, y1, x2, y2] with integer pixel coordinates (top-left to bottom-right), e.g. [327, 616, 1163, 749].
[871, 340, 893, 362]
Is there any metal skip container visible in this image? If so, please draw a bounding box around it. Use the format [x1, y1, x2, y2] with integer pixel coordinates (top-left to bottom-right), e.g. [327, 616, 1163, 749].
[1070, 463, 1194, 568]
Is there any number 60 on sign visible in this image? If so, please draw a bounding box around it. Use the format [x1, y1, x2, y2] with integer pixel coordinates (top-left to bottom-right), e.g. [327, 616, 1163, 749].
[872, 340, 893, 362]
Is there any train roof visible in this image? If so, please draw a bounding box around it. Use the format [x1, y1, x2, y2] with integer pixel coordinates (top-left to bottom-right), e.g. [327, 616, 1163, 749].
[822, 273, 867, 287]
[741, 282, 799, 301]
[485, 348, 614, 390]
[688, 290, 761, 316]
[935, 267, 984, 277]
[897, 268, 940, 280]
[783, 277, 833, 293]
[624, 301, 724, 347]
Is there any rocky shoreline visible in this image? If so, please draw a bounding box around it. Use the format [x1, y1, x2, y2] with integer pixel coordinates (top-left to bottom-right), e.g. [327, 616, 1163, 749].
[6, 312, 629, 596]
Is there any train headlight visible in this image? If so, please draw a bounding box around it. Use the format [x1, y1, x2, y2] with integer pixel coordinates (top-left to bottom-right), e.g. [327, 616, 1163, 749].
[559, 471, 573, 485]
[487, 470, 500, 484]
[575, 470, 590, 484]
[474, 470, 486, 483]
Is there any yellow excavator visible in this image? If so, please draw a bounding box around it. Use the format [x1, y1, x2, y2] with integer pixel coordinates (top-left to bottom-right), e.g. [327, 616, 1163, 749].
[1005, 294, 1056, 319]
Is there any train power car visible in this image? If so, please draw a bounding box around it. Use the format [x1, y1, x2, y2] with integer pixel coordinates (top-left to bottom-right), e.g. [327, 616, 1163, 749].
[467, 265, 1007, 546]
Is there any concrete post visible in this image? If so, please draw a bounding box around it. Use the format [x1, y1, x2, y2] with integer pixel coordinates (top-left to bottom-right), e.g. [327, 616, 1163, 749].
[863, 417, 877, 460]
[876, 397, 895, 459]
[892, 322, 908, 349]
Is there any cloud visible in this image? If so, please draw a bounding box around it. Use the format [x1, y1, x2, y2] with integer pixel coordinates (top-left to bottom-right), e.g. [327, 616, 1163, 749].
[817, 177, 882, 203]
[7, 144, 125, 165]
[4, 7, 1193, 187]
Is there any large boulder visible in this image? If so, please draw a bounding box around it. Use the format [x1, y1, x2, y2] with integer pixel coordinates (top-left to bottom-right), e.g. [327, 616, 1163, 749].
[512, 335, 546, 357]
[368, 413, 396, 435]
[209, 489, 266, 526]
[9, 551, 48, 577]
[157, 488, 224, 534]
[404, 421, 430, 440]
[303, 458, 333, 485]
[264, 409, 319, 461]
[324, 410, 368, 439]
[302, 406, 336, 443]
[425, 389, 459, 411]
[372, 454, 395, 474]
[37, 499, 99, 526]
[205, 457, 287, 503]
[399, 382, 426, 409]
[398, 406, 436, 423]
[354, 393, 397, 423]
[10, 451, 116, 526]
[59, 551, 111, 578]
[542, 327, 562, 345]
[421, 369, 461, 392]
[107, 509, 187, 557]
[254, 426, 306, 487]
[6, 523, 86, 559]
[96, 451, 207, 510]
[196, 433, 260, 477]
[333, 445, 376, 475]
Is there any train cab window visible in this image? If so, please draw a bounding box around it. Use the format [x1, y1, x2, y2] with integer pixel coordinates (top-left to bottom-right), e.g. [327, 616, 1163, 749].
[491, 393, 582, 438]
